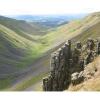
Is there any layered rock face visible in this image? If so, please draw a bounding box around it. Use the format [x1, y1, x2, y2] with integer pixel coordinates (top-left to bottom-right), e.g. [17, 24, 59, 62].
[43, 38, 100, 91]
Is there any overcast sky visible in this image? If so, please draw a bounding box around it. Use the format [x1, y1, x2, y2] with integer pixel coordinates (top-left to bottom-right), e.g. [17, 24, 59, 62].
[0, 0, 100, 15]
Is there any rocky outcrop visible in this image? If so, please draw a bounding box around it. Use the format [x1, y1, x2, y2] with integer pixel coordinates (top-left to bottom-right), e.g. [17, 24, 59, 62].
[43, 38, 100, 91]
[68, 56, 100, 91]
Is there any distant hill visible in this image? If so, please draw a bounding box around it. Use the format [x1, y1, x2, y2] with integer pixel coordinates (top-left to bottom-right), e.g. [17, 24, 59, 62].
[0, 16, 49, 36]
[8, 14, 86, 27]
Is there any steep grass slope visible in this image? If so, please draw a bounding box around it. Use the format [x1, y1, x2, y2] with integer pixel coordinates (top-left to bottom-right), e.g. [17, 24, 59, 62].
[0, 16, 50, 89]
[0, 16, 53, 77]
[0, 16, 48, 34]
[41, 12, 100, 49]
[0, 16, 48, 41]
[0, 23, 43, 75]
[72, 12, 100, 43]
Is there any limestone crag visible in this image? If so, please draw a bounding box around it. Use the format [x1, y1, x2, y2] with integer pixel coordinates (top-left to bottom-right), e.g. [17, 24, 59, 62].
[43, 38, 100, 91]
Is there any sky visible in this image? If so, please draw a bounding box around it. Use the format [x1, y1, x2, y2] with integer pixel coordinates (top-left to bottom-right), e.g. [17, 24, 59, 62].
[0, 0, 100, 15]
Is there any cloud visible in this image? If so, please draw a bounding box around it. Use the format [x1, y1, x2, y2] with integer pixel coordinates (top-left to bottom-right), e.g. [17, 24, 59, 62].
[0, 0, 100, 15]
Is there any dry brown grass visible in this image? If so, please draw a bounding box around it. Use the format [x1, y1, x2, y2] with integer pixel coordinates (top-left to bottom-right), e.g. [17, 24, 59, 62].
[68, 56, 100, 91]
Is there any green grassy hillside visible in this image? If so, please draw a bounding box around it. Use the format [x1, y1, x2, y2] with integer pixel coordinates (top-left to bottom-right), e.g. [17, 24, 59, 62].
[0, 16, 48, 35]
[0, 12, 100, 90]
[0, 16, 48, 89]
[72, 12, 100, 43]
[41, 12, 100, 49]
[0, 23, 42, 74]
